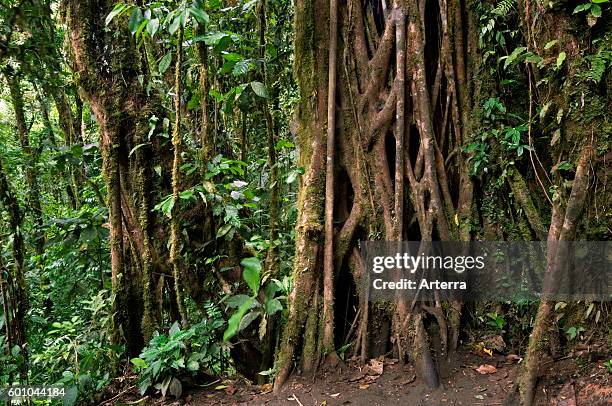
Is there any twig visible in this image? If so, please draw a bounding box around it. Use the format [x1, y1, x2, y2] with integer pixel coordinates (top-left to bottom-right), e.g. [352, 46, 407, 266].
[290, 393, 304, 406]
[195, 378, 221, 387]
[527, 70, 553, 206]
[97, 385, 136, 406]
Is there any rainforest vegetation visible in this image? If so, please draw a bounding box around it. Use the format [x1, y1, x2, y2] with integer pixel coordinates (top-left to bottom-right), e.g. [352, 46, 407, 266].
[0, 0, 610, 404]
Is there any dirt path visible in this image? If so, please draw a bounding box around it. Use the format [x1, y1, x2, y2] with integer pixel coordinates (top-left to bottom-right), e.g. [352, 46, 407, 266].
[110, 350, 611, 405]
[187, 353, 518, 405]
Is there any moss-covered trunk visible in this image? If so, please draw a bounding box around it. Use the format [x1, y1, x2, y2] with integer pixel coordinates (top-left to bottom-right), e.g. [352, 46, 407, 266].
[276, 0, 482, 390]
[5, 71, 45, 256]
[508, 2, 611, 404]
[62, 0, 171, 355]
[0, 158, 29, 382]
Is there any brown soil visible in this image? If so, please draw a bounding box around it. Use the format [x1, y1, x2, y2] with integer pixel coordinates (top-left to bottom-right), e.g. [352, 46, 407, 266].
[107, 350, 611, 406]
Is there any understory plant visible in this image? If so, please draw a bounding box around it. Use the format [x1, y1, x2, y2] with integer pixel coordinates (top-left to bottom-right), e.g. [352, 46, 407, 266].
[131, 302, 228, 397]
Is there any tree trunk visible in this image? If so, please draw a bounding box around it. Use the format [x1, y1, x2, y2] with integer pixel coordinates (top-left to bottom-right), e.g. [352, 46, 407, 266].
[0, 158, 29, 382]
[508, 3, 609, 404]
[170, 26, 188, 329]
[62, 0, 172, 354]
[5, 71, 45, 256]
[276, 0, 480, 390]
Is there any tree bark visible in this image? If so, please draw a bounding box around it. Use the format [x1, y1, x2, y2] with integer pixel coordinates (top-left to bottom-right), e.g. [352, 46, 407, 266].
[0, 158, 29, 382]
[5, 71, 45, 256]
[62, 0, 171, 354]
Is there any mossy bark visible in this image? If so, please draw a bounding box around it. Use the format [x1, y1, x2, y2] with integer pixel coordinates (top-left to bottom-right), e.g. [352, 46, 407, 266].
[62, 0, 171, 354]
[5, 71, 45, 255]
[0, 158, 29, 382]
[276, 0, 481, 390]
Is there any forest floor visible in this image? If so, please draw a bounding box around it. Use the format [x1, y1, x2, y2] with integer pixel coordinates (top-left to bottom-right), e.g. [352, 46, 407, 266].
[106, 346, 611, 406]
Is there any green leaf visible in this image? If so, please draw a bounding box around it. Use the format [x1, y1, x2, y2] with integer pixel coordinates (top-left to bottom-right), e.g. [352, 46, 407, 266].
[591, 0, 608, 4]
[131, 357, 148, 369]
[502, 47, 526, 69]
[216, 223, 232, 238]
[239, 310, 261, 331]
[241, 257, 261, 295]
[169, 14, 182, 35]
[128, 7, 144, 34]
[63, 386, 78, 406]
[201, 32, 230, 45]
[106, 4, 127, 26]
[556, 161, 574, 171]
[209, 89, 224, 102]
[223, 52, 244, 62]
[264, 280, 282, 299]
[573, 3, 592, 13]
[129, 142, 151, 157]
[227, 294, 253, 308]
[208, 0, 222, 9]
[169, 321, 181, 336]
[188, 6, 209, 24]
[232, 59, 253, 76]
[147, 18, 160, 37]
[544, 40, 558, 50]
[275, 139, 295, 149]
[591, 4, 602, 17]
[223, 297, 255, 341]
[286, 170, 298, 184]
[265, 298, 283, 316]
[159, 52, 172, 74]
[250, 81, 268, 98]
[556, 52, 567, 68]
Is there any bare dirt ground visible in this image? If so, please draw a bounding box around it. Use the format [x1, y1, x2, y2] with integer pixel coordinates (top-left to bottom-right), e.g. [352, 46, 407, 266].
[108, 349, 611, 406]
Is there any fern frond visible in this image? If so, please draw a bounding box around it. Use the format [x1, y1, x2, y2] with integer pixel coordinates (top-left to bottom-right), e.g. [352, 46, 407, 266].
[492, 0, 515, 16]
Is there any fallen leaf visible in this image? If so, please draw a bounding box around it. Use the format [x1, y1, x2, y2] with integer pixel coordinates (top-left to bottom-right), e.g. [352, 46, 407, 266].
[330, 393, 340, 398]
[505, 354, 522, 363]
[359, 384, 370, 389]
[475, 364, 497, 375]
[474, 394, 485, 400]
[224, 385, 236, 395]
[365, 374, 381, 382]
[348, 373, 364, 382]
[260, 383, 273, 393]
[365, 359, 383, 376]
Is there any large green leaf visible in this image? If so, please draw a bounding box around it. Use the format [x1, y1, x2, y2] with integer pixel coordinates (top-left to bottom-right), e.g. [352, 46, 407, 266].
[159, 52, 172, 74]
[241, 257, 261, 295]
[226, 294, 253, 308]
[128, 8, 144, 34]
[250, 81, 268, 98]
[265, 298, 283, 316]
[147, 18, 160, 37]
[63, 386, 78, 406]
[223, 297, 255, 341]
[105, 4, 127, 26]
